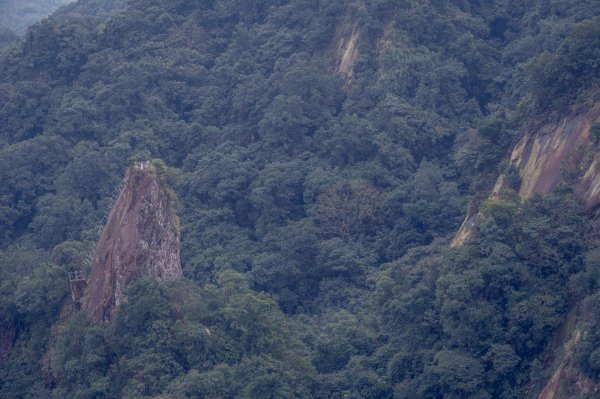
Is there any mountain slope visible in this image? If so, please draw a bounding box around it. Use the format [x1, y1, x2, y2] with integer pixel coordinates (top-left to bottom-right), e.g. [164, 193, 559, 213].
[0, 0, 599, 397]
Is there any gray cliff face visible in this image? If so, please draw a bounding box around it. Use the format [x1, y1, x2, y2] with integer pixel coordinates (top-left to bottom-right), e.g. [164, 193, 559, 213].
[85, 164, 181, 321]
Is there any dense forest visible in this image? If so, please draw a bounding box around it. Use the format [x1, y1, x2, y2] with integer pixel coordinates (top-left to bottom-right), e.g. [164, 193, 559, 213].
[0, 0, 599, 398]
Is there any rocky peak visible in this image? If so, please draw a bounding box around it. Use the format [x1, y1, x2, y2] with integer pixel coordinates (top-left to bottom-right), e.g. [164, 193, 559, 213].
[85, 162, 181, 321]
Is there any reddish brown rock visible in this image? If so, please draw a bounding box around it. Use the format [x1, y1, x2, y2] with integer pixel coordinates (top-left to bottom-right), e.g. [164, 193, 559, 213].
[452, 104, 600, 247]
[537, 307, 598, 399]
[85, 163, 181, 321]
[511, 104, 600, 210]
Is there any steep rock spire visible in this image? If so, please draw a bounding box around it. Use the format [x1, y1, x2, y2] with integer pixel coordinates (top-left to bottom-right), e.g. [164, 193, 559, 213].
[85, 162, 181, 321]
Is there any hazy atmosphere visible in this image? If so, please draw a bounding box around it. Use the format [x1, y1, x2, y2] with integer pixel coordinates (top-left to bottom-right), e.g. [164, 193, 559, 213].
[0, 1, 599, 398]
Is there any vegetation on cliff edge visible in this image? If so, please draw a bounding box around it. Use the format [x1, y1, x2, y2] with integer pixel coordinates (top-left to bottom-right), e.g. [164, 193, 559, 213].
[0, 0, 599, 397]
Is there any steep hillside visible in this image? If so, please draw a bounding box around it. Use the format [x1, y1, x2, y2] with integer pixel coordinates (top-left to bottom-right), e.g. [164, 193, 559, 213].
[0, 0, 599, 397]
[453, 103, 600, 247]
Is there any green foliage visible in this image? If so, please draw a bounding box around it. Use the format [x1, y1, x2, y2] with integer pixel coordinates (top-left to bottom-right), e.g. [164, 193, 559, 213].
[150, 158, 181, 187]
[0, 0, 599, 397]
[50, 275, 314, 398]
[480, 194, 519, 228]
[523, 17, 600, 112]
[380, 161, 465, 258]
[375, 188, 591, 398]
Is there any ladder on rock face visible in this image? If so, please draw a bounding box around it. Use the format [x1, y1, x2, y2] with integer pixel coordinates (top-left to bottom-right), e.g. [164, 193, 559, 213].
[69, 270, 86, 281]
[66, 170, 128, 312]
[69, 270, 87, 310]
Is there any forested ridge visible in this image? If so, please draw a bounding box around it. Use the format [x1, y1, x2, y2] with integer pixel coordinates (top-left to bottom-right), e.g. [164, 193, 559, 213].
[0, 0, 599, 398]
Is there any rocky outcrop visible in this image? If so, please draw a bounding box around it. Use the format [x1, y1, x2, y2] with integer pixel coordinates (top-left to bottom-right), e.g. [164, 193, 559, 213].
[452, 203, 478, 247]
[537, 307, 598, 399]
[329, 8, 361, 82]
[452, 104, 600, 247]
[511, 104, 600, 210]
[336, 26, 360, 79]
[538, 353, 597, 399]
[85, 163, 181, 321]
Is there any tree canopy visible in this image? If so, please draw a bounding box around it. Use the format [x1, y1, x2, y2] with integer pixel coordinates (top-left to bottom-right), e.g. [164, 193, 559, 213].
[0, 0, 599, 397]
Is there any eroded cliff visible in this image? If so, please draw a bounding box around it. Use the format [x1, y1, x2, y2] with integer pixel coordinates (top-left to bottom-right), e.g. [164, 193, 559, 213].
[452, 104, 600, 247]
[85, 163, 181, 321]
[512, 104, 600, 210]
[536, 305, 598, 399]
[335, 26, 360, 79]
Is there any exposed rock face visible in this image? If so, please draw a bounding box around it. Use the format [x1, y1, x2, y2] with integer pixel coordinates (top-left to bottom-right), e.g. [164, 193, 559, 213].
[449, 105, 600, 396]
[538, 353, 597, 399]
[452, 103, 600, 247]
[329, 10, 360, 82]
[336, 27, 360, 79]
[85, 164, 181, 321]
[537, 306, 598, 399]
[451, 203, 478, 247]
[511, 104, 600, 210]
